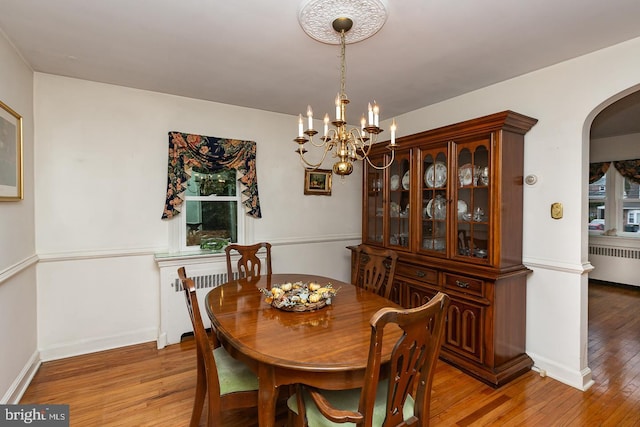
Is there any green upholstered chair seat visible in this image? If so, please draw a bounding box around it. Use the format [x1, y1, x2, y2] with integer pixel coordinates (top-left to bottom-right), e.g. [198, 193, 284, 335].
[214, 346, 259, 395]
[287, 382, 415, 427]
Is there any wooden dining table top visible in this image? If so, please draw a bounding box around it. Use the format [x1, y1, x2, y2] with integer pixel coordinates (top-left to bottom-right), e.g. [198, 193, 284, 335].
[205, 273, 404, 426]
[205, 273, 403, 377]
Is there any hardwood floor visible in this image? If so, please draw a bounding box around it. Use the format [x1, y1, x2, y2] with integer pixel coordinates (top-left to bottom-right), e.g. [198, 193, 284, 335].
[21, 282, 640, 426]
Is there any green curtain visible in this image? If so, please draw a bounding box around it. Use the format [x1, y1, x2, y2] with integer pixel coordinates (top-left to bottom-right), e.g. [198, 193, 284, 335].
[162, 132, 261, 219]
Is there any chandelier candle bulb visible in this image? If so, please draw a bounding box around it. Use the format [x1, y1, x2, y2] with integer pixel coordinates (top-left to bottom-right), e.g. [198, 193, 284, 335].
[307, 105, 313, 130]
[368, 103, 373, 125]
[373, 102, 379, 126]
[298, 114, 304, 137]
[390, 119, 397, 145]
[323, 114, 329, 137]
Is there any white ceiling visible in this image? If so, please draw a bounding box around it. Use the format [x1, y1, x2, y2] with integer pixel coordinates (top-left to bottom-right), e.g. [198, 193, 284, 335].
[1, 0, 639, 137]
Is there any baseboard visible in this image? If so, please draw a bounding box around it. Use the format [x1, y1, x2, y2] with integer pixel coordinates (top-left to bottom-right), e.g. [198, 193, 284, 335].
[529, 352, 594, 391]
[1, 350, 41, 404]
[589, 278, 640, 289]
[39, 327, 158, 362]
[156, 331, 168, 350]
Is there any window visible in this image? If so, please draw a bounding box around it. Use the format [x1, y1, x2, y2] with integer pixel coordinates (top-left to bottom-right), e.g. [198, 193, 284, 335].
[179, 168, 244, 251]
[589, 168, 640, 235]
[162, 132, 262, 254]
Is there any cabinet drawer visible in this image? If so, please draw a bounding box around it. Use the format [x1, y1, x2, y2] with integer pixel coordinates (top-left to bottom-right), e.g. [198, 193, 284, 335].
[396, 263, 438, 285]
[443, 273, 484, 298]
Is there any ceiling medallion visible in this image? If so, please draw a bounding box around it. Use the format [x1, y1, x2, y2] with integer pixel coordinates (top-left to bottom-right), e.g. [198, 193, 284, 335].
[298, 0, 388, 44]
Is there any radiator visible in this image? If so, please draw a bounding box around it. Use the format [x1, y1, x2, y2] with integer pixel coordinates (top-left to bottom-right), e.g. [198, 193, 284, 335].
[588, 244, 640, 286]
[172, 271, 238, 293]
[158, 260, 233, 348]
[589, 245, 640, 259]
[157, 256, 263, 348]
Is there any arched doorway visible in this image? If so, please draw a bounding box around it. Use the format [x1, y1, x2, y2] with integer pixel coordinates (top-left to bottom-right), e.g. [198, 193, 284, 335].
[584, 86, 640, 388]
[588, 88, 640, 283]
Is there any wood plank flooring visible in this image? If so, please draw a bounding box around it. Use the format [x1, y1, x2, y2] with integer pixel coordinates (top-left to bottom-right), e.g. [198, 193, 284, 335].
[21, 282, 640, 426]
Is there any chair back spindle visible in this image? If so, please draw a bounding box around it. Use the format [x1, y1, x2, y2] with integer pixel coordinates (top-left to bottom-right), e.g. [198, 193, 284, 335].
[225, 242, 272, 280]
[353, 244, 398, 300]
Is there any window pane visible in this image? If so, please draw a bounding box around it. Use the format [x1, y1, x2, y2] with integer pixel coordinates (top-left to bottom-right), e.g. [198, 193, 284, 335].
[588, 200, 605, 223]
[184, 168, 239, 248]
[588, 175, 606, 231]
[185, 200, 238, 246]
[622, 177, 640, 233]
[623, 176, 640, 199]
[191, 169, 237, 196]
[588, 175, 606, 198]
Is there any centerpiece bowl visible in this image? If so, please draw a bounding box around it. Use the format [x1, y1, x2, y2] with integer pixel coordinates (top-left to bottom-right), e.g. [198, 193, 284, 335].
[260, 281, 337, 312]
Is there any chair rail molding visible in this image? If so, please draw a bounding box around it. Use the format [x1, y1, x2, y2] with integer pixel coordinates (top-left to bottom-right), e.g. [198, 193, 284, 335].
[0, 254, 38, 285]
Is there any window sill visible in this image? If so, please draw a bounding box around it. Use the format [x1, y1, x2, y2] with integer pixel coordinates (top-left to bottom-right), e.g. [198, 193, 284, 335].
[589, 233, 640, 248]
[154, 250, 226, 267]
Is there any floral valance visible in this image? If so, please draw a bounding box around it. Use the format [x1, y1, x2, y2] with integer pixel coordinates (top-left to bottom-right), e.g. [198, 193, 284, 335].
[162, 132, 261, 219]
[589, 162, 611, 184]
[589, 159, 640, 185]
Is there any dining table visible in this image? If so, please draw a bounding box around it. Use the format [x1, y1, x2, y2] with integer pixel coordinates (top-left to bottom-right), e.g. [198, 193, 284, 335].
[204, 273, 403, 427]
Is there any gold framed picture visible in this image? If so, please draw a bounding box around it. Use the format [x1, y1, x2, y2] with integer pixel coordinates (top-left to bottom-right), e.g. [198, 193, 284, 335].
[0, 99, 23, 201]
[304, 169, 332, 196]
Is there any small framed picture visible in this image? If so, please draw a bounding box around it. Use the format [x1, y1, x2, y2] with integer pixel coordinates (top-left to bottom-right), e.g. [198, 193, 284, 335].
[0, 100, 23, 201]
[304, 169, 332, 196]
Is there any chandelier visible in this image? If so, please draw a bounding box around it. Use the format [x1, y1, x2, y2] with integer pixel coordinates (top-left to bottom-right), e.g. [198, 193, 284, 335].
[294, 15, 396, 176]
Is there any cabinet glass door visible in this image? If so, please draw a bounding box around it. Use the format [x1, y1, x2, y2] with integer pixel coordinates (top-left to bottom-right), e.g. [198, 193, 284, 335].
[388, 150, 411, 249]
[455, 138, 490, 262]
[419, 146, 448, 255]
[364, 154, 385, 245]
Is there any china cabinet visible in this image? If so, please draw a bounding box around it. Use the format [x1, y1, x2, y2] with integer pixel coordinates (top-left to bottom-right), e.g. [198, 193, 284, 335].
[354, 110, 537, 386]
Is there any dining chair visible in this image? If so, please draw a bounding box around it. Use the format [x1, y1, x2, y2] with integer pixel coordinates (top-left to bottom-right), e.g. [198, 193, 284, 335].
[178, 267, 259, 427]
[225, 241, 272, 280]
[351, 244, 398, 300]
[287, 292, 450, 427]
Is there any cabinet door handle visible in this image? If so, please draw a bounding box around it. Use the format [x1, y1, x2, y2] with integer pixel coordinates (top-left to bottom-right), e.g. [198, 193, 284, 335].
[415, 270, 426, 278]
[455, 280, 470, 288]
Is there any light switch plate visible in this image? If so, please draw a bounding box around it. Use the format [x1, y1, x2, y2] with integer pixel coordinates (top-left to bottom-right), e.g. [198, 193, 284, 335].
[551, 202, 563, 219]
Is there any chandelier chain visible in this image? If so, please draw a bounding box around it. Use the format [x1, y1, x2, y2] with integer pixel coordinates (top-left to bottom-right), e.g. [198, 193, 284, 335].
[340, 30, 346, 100]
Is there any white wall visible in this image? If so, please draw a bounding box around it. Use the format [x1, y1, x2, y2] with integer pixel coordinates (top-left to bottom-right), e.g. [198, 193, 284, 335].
[591, 132, 640, 162]
[380, 36, 640, 390]
[33, 74, 362, 360]
[0, 32, 38, 403]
